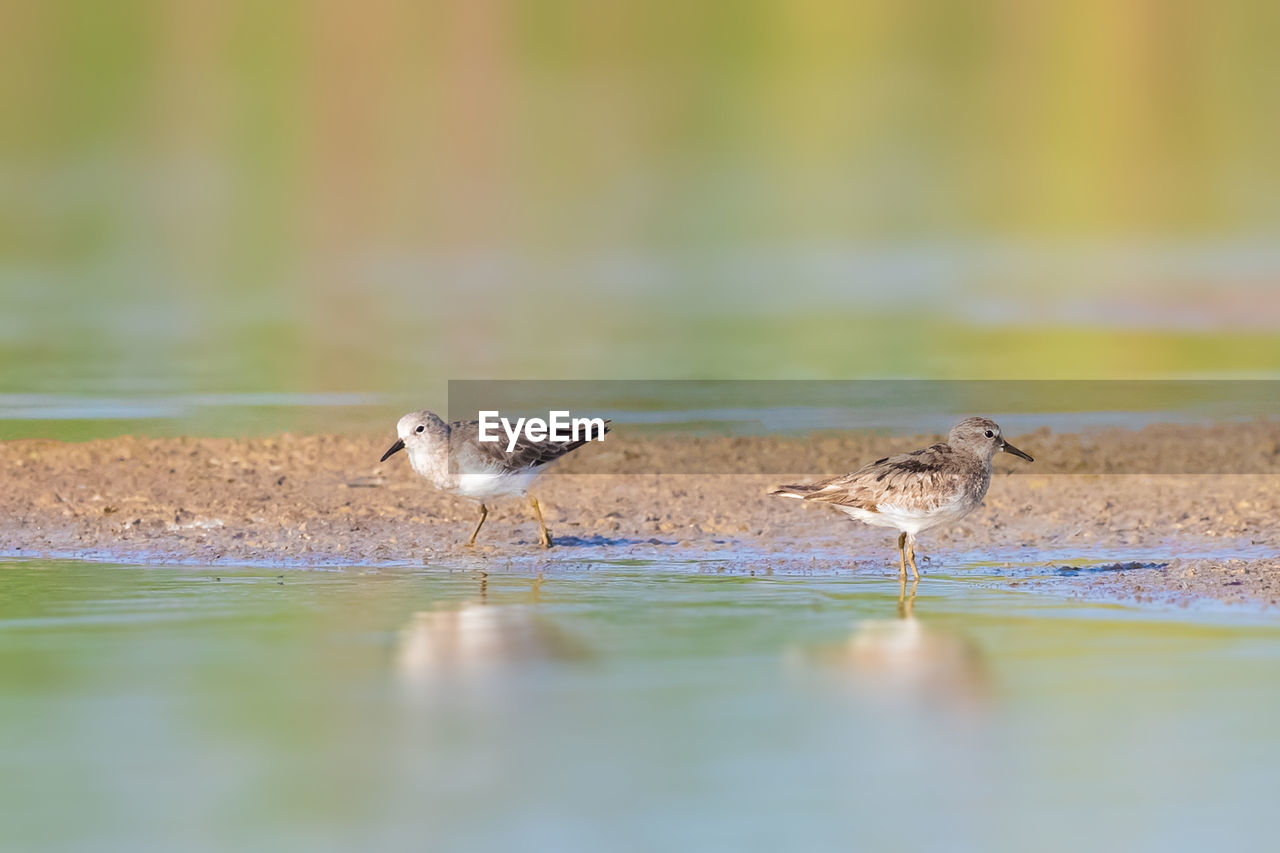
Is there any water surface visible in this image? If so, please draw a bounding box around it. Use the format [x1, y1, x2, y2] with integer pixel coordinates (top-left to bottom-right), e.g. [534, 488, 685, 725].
[2, 558, 1277, 852]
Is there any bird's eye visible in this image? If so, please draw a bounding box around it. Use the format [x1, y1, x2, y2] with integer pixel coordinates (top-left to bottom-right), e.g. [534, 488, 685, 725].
[984, 429, 995, 438]
[415, 425, 425, 434]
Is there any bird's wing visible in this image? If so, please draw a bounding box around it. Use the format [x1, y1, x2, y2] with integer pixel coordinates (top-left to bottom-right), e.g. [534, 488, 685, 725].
[451, 418, 611, 472]
[799, 443, 971, 513]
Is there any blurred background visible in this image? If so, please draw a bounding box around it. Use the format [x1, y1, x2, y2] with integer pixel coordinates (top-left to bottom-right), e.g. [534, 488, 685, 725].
[2, 1, 1279, 435]
[6, 9, 1280, 851]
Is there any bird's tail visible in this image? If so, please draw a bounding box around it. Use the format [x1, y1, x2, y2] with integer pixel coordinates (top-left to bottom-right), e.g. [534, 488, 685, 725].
[770, 483, 820, 499]
[560, 418, 611, 452]
[584, 418, 611, 443]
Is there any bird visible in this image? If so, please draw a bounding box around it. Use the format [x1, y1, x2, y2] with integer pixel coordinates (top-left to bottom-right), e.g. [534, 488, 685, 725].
[378, 410, 610, 548]
[771, 417, 1033, 579]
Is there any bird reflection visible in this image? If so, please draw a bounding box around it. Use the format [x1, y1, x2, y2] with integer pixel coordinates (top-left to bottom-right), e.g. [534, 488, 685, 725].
[811, 577, 989, 711]
[898, 576, 918, 618]
[395, 600, 584, 681]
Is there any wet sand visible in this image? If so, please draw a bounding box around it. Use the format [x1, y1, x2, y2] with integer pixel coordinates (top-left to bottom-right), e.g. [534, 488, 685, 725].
[2, 424, 1279, 607]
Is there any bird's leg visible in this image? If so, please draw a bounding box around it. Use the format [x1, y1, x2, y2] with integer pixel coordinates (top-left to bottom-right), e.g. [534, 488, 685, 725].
[897, 532, 907, 579]
[906, 536, 919, 581]
[466, 503, 488, 547]
[530, 496, 553, 548]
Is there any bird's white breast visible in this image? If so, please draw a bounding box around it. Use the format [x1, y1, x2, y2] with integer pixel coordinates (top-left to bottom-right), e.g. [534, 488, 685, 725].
[454, 469, 540, 499]
[404, 434, 545, 500]
[838, 493, 978, 536]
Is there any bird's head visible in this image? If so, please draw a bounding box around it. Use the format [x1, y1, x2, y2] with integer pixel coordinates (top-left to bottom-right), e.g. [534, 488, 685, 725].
[948, 417, 1034, 464]
[380, 410, 448, 462]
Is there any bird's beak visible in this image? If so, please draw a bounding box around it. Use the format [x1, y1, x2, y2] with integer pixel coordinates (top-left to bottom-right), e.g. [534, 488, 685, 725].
[1001, 440, 1033, 462]
[380, 438, 405, 463]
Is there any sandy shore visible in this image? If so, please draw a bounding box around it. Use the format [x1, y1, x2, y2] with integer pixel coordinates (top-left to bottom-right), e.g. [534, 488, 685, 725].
[3, 424, 1279, 608]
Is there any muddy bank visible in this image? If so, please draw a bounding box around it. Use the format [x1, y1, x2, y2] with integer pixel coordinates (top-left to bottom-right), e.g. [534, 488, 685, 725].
[2, 425, 1278, 607]
[1010, 558, 1280, 609]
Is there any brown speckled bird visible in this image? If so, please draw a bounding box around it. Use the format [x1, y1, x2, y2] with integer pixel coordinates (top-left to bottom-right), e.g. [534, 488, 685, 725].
[772, 417, 1033, 579]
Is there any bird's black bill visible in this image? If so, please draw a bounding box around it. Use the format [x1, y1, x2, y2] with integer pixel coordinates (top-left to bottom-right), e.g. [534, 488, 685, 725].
[380, 438, 405, 462]
[1002, 441, 1034, 462]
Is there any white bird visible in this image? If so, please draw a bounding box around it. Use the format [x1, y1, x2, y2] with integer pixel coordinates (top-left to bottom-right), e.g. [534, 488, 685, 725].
[379, 410, 610, 548]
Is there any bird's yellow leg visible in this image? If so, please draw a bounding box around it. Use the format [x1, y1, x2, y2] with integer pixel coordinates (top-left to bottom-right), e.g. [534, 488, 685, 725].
[466, 503, 488, 547]
[897, 532, 907, 579]
[906, 539, 919, 581]
[530, 496, 553, 548]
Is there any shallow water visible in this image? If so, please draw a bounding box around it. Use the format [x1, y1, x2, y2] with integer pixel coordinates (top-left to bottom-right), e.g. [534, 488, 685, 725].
[2, 557, 1277, 852]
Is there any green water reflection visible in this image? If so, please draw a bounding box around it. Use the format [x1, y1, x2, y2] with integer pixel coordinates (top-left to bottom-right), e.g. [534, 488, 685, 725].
[1, 559, 1277, 852]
